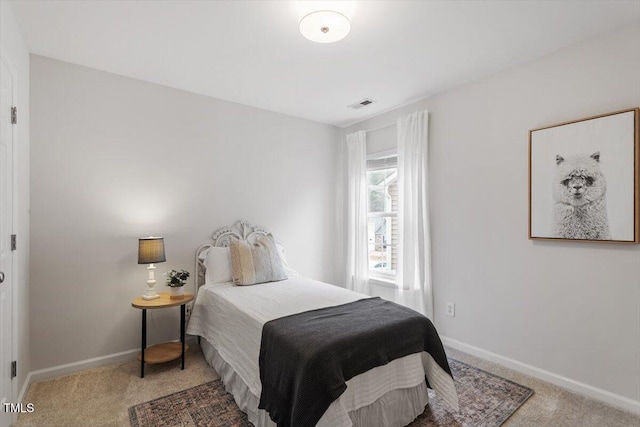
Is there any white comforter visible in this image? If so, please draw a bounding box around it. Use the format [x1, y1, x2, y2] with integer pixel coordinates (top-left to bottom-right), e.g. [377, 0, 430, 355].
[187, 276, 458, 426]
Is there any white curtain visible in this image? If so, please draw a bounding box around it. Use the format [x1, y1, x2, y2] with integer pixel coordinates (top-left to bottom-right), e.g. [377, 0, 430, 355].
[397, 111, 433, 319]
[346, 130, 369, 294]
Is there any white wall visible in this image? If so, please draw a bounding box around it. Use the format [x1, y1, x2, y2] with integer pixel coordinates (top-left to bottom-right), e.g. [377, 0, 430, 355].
[366, 124, 396, 155]
[30, 55, 340, 371]
[344, 22, 640, 405]
[1, 0, 30, 401]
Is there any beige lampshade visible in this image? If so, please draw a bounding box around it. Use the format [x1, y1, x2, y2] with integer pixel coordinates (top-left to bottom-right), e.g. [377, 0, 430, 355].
[138, 237, 166, 264]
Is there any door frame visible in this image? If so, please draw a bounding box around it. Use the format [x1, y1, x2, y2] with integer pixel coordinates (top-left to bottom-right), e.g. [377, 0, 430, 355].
[0, 48, 20, 423]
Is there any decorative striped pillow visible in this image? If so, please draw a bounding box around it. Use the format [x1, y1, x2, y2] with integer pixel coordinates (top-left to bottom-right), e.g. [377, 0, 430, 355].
[230, 234, 287, 286]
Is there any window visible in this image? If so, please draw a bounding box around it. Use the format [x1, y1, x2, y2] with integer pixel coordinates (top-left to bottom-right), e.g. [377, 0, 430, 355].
[366, 155, 397, 280]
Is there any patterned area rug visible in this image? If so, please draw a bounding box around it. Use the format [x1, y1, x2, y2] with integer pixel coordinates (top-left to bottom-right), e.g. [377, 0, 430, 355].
[409, 359, 533, 426]
[129, 359, 533, 427]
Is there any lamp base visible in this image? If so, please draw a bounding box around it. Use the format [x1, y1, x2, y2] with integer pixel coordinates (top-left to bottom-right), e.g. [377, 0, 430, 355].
[143, 263, 161, 300]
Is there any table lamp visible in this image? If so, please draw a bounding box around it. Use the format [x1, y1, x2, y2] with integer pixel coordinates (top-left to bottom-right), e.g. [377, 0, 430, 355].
[138, 237, 166, 300]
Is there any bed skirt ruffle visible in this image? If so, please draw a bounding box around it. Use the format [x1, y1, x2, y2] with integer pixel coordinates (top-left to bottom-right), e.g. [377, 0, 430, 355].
[200, 337, 430, 427]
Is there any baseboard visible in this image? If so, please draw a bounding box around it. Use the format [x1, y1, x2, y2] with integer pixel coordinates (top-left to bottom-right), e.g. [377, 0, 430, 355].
[17, 336, 198, 402]
[17, 372, 32, 403]
[25, 348, 140, 391]
[441, 336, 640, 415]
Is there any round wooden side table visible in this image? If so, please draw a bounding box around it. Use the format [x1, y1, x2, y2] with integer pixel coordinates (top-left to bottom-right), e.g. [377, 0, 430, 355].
[131, 292, 194, 378]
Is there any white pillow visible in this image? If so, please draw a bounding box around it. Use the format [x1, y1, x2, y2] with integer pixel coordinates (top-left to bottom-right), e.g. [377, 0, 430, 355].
[276, 243, 299, 277]
[200, 242, 298, 283]
[202, 247, 233, 284]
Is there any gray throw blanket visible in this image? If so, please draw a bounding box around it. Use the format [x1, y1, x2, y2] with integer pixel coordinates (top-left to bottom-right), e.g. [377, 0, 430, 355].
[258, 297, 453, 427]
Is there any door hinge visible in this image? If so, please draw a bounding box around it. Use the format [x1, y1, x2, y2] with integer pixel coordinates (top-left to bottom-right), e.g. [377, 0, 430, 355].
[11, 106, 17, 124]
[11, 234, 16, 251]
[11, 361, 17, 378]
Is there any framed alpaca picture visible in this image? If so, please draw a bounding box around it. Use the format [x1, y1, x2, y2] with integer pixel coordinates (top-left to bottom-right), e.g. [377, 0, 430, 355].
[529, 108, 639, 243]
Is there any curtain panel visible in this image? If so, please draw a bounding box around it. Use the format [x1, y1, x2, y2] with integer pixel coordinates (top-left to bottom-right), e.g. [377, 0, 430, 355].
[346, 130, 370, 294]
[397, 111, 433, 319]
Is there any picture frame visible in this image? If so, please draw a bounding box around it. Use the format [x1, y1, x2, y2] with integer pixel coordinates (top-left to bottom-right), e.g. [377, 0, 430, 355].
[529, 108, 639, 244]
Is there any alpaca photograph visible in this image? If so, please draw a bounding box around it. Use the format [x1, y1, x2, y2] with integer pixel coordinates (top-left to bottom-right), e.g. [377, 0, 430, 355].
[552, 151, 611, 240]
[529, 108, 639, 243]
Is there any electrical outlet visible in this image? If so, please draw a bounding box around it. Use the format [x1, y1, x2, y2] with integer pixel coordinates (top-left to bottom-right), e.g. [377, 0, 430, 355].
[445, 302, 455, 317]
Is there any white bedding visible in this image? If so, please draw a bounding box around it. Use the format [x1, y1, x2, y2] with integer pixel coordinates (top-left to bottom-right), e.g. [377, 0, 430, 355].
[187, 276, 458, 426]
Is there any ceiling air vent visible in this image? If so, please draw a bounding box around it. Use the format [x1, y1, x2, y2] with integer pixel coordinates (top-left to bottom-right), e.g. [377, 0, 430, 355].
[348, 98, 376, 109]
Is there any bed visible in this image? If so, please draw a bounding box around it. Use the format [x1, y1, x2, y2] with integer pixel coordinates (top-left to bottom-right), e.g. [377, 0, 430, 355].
[187, 220, 458, 427]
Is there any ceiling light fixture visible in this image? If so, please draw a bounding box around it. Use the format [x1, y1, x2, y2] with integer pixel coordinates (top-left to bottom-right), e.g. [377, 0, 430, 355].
[299, 10, 351, 43]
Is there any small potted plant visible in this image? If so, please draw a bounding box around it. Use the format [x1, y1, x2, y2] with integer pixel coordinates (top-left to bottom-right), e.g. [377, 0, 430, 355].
[164, 269, 190, 299]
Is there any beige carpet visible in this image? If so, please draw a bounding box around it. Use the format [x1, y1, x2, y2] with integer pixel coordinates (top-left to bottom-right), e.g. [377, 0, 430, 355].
[17, 346, 218, 427]
[447, 347, 640, 427]
[17, 345, 640, 427]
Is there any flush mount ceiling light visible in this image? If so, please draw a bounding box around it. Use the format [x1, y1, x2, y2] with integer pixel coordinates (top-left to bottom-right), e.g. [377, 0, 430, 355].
[299, 10, 351, 43]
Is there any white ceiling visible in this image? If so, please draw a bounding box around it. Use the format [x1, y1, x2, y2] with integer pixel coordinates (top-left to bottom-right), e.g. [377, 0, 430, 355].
[9, 0, 640, 127]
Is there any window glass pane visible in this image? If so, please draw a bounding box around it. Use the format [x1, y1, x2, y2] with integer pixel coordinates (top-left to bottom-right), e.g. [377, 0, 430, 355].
[369, 187, 385, 213]
[367, 167, 397, 214]
[367, 170, 386, 186]
[367, 216, 396, 275]
[388, 180, 398, 213]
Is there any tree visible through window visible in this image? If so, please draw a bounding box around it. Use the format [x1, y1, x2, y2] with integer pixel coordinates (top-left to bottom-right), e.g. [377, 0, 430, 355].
[366, 156, 397, 279]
